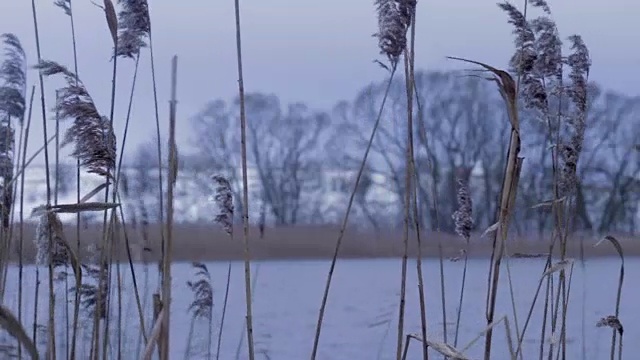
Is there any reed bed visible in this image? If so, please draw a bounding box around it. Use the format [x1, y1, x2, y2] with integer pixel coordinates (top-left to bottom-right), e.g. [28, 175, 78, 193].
[0, 0, 631, 360]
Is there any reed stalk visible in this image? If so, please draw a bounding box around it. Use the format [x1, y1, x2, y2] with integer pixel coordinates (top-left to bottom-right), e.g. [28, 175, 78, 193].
[30, 0, 57, 357]
[310, 64, 397, 360]
[232, 1, 256, 358]
[54, 2, 83, 356]
[159, 54, 178, 360]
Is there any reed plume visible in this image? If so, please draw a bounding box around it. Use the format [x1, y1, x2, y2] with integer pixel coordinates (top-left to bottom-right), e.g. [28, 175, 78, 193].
[210, 174, 233, 360]
[452, 177, 473, 347]
[187, 262, 213, 320]
[0, 34, 26, 228]
[185, 262, 214, 357]
[0, 124, 14, 228]
[71, 263, 108, 320]
[452, 178, 473, 242]
[558, 35, 590, 196]
[115, 0, 150, 58]
[211, 175, 233, 235]
[30, 205, 81, 276]
[54, 0, 72, 16]
[32, 206, 69, 268]
[0, 33, 27, 121]
[33, 60, 116, 179]
[499, 0, 564, 117]
[596, 316, 623, 336]
[374, 0, 416, 63]
[497, 2, 591, 358]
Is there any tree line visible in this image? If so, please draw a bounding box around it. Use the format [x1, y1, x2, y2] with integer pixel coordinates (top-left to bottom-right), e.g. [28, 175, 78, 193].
[126, 69, 639, 237]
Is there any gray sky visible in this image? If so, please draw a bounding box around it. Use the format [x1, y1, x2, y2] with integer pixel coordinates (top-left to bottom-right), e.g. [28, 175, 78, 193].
[0, 0, 638, 161]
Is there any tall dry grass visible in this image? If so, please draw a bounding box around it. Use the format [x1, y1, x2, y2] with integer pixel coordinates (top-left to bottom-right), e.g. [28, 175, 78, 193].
[232, 1, 256, 359]
[0, 1, 632, 360]
[311, 1, 415, 358]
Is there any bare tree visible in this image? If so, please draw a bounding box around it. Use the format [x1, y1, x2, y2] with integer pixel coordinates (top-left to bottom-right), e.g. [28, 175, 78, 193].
[190, 94, 330, 226]
[181, 70, 639, 237]
[578, 87, 640, 233]
[414, 71, 509, 232]
[189, 99, 245, 221]
[327, 82, 406, 229]
[243, 94, 329, 225]
[328, 71, 510, 233]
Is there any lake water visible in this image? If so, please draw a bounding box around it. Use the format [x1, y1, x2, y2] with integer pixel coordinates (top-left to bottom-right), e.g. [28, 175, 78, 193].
[1, 257, 636, 359]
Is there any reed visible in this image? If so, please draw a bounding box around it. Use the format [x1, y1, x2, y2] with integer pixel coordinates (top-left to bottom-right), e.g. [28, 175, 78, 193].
[487, 3, 592, 359]
[311, 2, 413, 358]
[160, 54, 178, 360]
[451, 178, 472, 347]
[210, 175, 234, 360]
[595, 235, 625, 360]
[29, 0, 58, 356]
[232, 1, 256, 358]
[112, 0, 153, 348]
[397, 2, 418, 359]
[0, 32, 26, 297]
[185, 262, 214, 359]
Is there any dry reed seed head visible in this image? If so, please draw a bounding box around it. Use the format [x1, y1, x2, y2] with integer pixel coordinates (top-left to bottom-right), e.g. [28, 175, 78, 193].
[530, 17, 563, 80]
[558, 35, 590, 196]
[0, 34, 27, 89]
[596, 315, 623, 335]
[499, 2, 560, 114]
[54, 0, 72, 16]
[0, 123, 14, 148]
[374, 0, 416, 64]
[0, 124, 14, 170]
[498, 3, 545, 113]
[211, 175, 234, 236]
[66, 115, 117, 178]
[519, 74, 547, 113]
[498, 2, 535, 71]
[452, 178, 473, 241]
[70, 265, 109, 319]
[0, 122, 14, 228]
[0, 183, 12, 227]
[187, 262, 213, 319]
[524, 16, 562, 114]
[34, 60, 117, 178]
[34, 209, 70, 267]
[0, 34, 27, 123]
[115, 0, 151, 58]
[566, 35, 590, 116]
[530, 0, 551, 13]
[0, 88, 25, 120]
[558, 143, 578, 196]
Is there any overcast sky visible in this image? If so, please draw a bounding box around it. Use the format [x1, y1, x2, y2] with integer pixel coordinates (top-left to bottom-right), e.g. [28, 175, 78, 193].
[0, 0, 637, 162]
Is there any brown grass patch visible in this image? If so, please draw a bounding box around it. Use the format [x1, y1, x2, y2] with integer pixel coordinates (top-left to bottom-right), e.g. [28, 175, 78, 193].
[5, 223, 636, 264]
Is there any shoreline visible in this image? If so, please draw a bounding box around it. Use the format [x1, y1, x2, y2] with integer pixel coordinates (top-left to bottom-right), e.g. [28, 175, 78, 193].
[8, 223, 634, 264]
